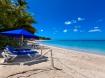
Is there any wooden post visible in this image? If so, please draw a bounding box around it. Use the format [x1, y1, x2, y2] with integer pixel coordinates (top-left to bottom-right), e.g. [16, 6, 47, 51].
[50, 49, 55, 68]
[41, 46, 42, 55]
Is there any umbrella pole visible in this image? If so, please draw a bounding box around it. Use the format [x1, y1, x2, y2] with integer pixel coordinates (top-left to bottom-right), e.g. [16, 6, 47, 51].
[21, 35, 24, 46]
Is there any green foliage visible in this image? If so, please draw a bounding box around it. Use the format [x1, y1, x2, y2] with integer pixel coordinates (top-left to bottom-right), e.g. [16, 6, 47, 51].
[38, 36, 51, 40]
[0, 0, 36, 33]
[0, 36, 20, 49]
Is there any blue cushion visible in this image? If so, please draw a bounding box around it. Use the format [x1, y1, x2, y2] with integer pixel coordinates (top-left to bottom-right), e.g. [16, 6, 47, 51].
[15, 49, 31, 51]
[12, 51, 37, 55]
[5, 45, 38, 55]
[5, 45, 15, 52]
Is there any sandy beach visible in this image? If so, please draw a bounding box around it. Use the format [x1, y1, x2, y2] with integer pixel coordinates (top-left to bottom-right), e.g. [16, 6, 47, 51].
[0, 45, 105, 78]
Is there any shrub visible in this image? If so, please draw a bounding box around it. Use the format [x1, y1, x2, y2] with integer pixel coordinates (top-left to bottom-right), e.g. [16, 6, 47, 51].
[0, 36, 20, 49]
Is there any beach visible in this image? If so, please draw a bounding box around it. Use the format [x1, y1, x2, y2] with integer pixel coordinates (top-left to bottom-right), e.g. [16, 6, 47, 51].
[0, 45, 105, 78]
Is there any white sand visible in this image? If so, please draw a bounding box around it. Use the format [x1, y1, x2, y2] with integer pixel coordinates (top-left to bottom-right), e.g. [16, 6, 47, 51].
[0, 45, 105, 78]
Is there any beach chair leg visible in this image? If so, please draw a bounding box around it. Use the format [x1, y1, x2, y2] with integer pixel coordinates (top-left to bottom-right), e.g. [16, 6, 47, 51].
[0, 58, 6, 63]
[11, 55, 17, 61]
[1, 52, 9, 63]
[20, 62, 24, 66]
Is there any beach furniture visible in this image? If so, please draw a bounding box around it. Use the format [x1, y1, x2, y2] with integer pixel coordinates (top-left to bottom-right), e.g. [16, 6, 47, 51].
[28, 43, 41, 49]
[1, 45, 38, 62]
[1, 50, 17, 63]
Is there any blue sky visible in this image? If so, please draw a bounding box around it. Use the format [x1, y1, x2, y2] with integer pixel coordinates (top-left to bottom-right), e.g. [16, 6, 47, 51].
[28, 0, 105, 40]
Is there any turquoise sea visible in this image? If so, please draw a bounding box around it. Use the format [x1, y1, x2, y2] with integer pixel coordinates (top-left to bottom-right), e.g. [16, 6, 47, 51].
[41, 40, 105, 55]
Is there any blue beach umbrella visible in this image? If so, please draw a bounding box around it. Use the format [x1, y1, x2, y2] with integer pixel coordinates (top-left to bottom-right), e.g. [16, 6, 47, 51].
[0, 29, 39, 46]
[0, 29, 38, 38]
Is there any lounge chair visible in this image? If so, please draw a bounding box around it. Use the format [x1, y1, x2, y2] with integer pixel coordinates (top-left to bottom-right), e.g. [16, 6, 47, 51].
[1, 51, 17, 63]
[1, 45, 38, 63]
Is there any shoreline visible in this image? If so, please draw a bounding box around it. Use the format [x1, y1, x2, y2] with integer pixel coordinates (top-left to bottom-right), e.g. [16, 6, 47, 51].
[39, 40, 105, 56]
[41, 43, 105, 57]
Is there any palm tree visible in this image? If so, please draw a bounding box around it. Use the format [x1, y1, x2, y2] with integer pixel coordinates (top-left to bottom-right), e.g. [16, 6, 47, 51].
[0, 0, 37, 48]
[0, 0, 36, 33]
[0, 0, 17, 31]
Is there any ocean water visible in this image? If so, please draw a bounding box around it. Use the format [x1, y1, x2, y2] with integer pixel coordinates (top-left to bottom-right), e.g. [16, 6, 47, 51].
[41, 40, 105, 55]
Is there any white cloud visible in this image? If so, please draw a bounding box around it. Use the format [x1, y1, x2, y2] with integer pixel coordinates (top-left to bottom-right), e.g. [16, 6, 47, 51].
[73, 29, 78, 32]
[64, 17, 85, 25]
[64, 21, 72, 25]
[64, 20, 77, 25]
[94, 26, 99, 29]
[40, 29, 44, 32]
[88, 26, 102, 32]
[88, 29, 101, 32]
[77, 17, 85, 21]
[63, 29, 68, 33]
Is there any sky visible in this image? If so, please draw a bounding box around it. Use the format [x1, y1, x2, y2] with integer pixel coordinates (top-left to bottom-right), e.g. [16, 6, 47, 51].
[27, 0, 105, 40]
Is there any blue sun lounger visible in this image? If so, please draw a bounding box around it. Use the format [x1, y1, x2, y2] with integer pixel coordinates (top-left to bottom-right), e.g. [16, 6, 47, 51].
[1, 45, 38, 62]
[6, 46, 37, 55]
